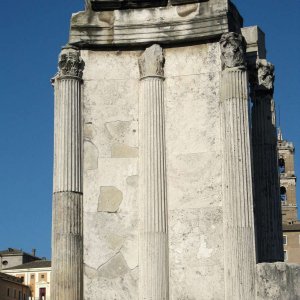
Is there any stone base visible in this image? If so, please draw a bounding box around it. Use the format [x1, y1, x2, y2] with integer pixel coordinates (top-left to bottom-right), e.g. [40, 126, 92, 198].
[256, 263, 300, 300]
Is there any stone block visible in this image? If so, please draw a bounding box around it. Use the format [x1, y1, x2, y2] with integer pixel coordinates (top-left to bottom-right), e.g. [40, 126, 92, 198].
[256, 263, 300, 300]
[98, 186, 123, 213]
[169, 208, 224, 299]
[241, 26, 266, 64]
[70, 1, 241, 47]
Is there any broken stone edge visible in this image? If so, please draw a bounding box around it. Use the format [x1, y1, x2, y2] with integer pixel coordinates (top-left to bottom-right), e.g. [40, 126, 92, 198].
[69, 3, 242, 48]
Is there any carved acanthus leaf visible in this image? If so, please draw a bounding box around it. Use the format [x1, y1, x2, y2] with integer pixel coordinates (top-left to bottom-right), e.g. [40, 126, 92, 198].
[220, 32, 246, 69]
[256, 59, 275, 91]
[139, 44, 165, 78]
[58, 48, 84, 78]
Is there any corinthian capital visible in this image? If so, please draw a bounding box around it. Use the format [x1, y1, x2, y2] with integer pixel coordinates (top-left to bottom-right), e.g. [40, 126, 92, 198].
[220, 32, 246, 69]
[256, 59, 275, 91]
[58, 48, 84, 78]
[139, 44, 165, 78]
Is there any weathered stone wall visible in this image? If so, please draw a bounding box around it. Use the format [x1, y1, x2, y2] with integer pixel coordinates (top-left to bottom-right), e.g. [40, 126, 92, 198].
[81, 42, 224, 299]
[165, 43, 224, 300]
[256, 263, 300, 300]
[82, 50, 140, 299]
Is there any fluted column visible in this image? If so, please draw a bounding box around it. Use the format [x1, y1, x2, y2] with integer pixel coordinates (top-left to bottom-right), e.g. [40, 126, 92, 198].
[220, 33, 256, 300]
[138, 44, 169, 300]
[251, 60, 283, 262]
[51, 47, 84, 300]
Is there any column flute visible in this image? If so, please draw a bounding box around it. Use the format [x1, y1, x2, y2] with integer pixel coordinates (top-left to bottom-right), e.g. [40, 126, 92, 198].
[220, 33, 256, 300]
[51, 47, 84, 300]
[252, 59, 284, 262]
[138, 44, 169, 300]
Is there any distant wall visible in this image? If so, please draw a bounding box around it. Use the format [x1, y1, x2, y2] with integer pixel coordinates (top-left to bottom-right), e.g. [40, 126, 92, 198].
[1, 256, 23, 271]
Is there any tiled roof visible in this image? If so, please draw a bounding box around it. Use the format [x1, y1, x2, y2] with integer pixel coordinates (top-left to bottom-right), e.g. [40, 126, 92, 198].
[0, 272, 23, 283]
[4, 260, 51, 270]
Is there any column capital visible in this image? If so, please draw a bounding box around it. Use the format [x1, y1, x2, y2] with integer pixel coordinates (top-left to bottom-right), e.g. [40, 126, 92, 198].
[220, 32, 246, 69]
[255, 59, 275, 93]
[58, 47, 84, 79]
[139, 44, 165, 79]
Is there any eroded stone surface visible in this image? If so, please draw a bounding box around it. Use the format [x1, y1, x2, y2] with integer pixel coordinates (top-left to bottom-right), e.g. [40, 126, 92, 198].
[98, 253, 130, 279]
[84, 141, 98, 171]
[98, 186, 123, 213]
[169, 208, 224, 300]
[220, 32, 246, 69]
[84, 265, 139, 300]
[111, 143, 138, 158]
[256, 263, 300, 300]
[70, 1, 242, 47]
[82, 42, 224, 299]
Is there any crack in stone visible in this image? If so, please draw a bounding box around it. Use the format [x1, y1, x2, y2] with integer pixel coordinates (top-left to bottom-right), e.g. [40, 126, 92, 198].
[97, 247, 123, 271]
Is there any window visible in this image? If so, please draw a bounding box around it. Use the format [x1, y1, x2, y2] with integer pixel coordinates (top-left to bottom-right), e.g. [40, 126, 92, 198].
[279, 158, 285, 173]
[18, 291, 21, 300]
[7, 288, 10, 297]
[2, 260, 8, 266]
[283, 235, 287, 245]
[41, 274, 45, 279]
[14, 289, 16, 298]
[31, 274, 35, 279]
[284, 250, 288, 261]
[280, 187, 287, 202]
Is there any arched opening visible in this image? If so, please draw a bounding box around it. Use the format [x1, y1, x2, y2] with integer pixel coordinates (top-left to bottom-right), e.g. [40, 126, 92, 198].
[280, 186, 287, 202]
[279, 158, 285, 173]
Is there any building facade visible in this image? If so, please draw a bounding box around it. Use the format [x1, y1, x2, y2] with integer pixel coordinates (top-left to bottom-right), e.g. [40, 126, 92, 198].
[278, 130, 300, 263]
[0, 272, 30, 300]
[50, 1, 300, 299]
[278, 130, 298, 223]
[3, 260, 51, 300]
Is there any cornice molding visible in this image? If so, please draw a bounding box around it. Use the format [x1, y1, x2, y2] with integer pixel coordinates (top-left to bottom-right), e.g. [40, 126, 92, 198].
[69, 2, 242, 48]
[89, 0, 208, 11]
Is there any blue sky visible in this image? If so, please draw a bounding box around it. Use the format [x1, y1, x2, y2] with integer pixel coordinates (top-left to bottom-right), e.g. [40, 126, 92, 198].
[0, 1, 299, 259]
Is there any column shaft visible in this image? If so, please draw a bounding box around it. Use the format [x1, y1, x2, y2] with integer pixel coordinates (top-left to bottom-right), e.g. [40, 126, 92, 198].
[220, 33, 256, 300]
[138, 45, 169, 300]
[252, 60, 283, 262]
[51, 48, 84, 300]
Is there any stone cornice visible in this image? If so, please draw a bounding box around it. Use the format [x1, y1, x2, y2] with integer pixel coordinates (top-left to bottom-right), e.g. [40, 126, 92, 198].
[69, 2, 242, 48]
[89, 0, 208, 11]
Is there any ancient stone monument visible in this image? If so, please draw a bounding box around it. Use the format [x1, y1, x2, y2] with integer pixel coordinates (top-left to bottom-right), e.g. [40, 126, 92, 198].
[51, 0, 300, 299]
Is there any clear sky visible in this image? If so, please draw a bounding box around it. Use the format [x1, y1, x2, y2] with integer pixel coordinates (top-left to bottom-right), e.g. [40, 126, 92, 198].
[0, 1, 299, 259]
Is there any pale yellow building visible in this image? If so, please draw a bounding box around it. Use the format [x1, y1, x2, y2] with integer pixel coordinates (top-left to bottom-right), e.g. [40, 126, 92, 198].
[0, 272, 30, 300]
[3, 260, 51, 300]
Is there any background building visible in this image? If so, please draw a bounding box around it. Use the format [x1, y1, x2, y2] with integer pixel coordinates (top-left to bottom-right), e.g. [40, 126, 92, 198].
[3, 260, 51, 300]
[0, 272, 30, 300]
[278, 129, 300, 263]
[0, 249, 41, 271]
